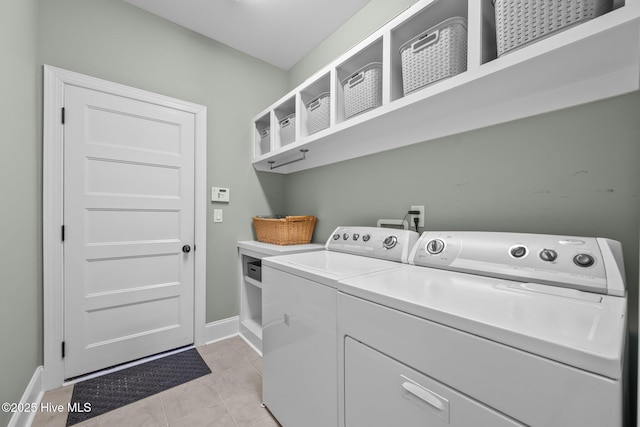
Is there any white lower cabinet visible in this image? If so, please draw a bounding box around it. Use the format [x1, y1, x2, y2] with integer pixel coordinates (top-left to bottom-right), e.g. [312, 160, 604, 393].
[237, 241, 324, 352]
[344, 337, 523, 427]
[262, 266, 338, 427]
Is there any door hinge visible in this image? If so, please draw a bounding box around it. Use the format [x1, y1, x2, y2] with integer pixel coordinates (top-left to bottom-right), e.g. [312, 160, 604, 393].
[62, 341, 65, 358]
[61, 107, 65, 124]
[61, 225, 65, 242]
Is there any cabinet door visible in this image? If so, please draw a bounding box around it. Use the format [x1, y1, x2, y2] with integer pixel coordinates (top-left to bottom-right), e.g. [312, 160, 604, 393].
[344, 337, 523, 427]
[262, 266, 338, 427]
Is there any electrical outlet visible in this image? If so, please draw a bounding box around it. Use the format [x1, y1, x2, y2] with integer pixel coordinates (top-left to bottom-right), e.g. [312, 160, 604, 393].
[410, 205, 425, 228]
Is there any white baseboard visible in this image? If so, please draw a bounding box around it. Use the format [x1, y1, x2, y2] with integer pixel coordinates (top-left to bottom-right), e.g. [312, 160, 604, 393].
[238, 332, 262, 357]
[203, 316, 239, 345]
[8, 366, 44, 427]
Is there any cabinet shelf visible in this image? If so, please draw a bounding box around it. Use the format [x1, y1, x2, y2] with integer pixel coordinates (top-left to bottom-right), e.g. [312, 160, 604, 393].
[244, 275, 262, 290]
[253, 0, 639, 174]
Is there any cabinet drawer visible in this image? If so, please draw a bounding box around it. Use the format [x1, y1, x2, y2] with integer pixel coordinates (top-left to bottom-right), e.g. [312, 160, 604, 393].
[344, 337, 523, 427]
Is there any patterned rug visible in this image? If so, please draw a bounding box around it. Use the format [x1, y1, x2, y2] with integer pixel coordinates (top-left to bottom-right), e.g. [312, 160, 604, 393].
[66, 348, 211, 425]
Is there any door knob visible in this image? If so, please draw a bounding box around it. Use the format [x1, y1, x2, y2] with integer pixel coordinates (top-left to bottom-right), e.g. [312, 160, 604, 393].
[182, 245, 191, 253]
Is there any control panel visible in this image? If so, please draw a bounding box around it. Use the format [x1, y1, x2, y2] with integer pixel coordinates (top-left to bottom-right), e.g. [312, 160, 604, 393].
[410, 231, 626, 296]
[326, 226, 419, 263]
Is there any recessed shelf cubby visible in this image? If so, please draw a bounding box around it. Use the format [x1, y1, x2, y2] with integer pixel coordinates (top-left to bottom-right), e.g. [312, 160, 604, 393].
[299, 73, 331, 138]
[390, 0, 468, 102]
[254, 113, 271, 157]
[336, 38, 384, 123]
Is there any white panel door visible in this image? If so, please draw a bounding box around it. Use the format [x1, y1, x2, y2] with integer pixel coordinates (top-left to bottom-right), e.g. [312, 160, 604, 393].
[63, 85, 195, 379]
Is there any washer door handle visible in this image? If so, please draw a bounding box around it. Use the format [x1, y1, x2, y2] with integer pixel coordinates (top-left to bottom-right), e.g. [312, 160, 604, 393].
[401, 377, 445, 411]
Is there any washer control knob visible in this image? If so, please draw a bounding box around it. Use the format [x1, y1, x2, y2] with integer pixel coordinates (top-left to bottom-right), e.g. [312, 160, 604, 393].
[343, 233, 349, 240]
[353, 233, 360, 241]
[362, 234, 371, 242]
[383, 236, 398, 250]
[426, 239, 445, 255]
[510, 246, 527, 258]
[333, 234, 340, 241]
[574, 253, 595, 267]
[539, 249, 558, 262]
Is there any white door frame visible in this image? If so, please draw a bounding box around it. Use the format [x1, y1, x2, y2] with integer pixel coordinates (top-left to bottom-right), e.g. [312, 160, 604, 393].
[42, 65, 208, 391]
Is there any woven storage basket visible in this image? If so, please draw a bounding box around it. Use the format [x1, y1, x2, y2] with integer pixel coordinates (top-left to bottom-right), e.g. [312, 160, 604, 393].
[307, 92, 331, 135]
[279, 114, 296, 145]
[259, 127, 270, 155]
[253, 216, 317, 245]
[494, 0, 613, 57]
[342, 62, 382, 120]
[400, 17, 468, 96]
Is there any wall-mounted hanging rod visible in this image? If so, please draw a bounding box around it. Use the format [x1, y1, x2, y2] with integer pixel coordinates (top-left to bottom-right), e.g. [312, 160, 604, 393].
[269, 149, 308, 170]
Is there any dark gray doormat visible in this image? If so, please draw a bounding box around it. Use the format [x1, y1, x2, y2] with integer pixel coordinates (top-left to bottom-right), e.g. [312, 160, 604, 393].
[66, 348, 211, 426]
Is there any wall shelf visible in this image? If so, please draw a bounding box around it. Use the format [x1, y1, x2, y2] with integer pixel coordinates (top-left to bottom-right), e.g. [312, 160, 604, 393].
[252, 0, 639, 174]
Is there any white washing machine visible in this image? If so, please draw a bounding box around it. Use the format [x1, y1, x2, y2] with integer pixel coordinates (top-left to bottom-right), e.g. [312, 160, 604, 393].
[262, 226, 419, 427]
[338, 231, 628, 427]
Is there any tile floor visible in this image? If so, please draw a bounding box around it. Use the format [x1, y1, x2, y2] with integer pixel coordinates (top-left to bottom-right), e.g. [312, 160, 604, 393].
[32, 336, 280, 427]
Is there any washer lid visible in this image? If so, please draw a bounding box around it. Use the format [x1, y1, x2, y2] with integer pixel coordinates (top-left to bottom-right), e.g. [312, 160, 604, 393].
[338, 265, 627, 379]
[263, 250, 403, 288]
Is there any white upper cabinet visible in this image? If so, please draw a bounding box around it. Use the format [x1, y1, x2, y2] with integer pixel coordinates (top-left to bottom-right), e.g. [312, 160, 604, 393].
[253, 0, 639, 174]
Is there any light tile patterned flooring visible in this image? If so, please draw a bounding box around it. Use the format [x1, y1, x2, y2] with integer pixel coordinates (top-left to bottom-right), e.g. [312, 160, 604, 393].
[32, 336, 280, 427]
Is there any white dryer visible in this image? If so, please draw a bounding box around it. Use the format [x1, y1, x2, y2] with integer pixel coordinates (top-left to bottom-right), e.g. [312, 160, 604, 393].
[262, 226, 419, 427]
[338, 231, 628, 427]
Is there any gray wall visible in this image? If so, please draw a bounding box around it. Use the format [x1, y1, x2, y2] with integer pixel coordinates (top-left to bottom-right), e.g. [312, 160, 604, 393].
[1, 0, 637, 423]
[284, 93, 640, 302]
[38, 0, 289, 323]
[0, 0, 41, 425]
[3, 0, 289, 417]
[285, 0, 640, 421]
[284, 91, 640, 417]
[288, 0, 417, 89]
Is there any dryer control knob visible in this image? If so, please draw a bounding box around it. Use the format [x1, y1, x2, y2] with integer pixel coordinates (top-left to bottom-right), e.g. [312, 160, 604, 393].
[362, 234, 371, 242]
[574, 253, 595, 267]
[510, 246, 527, 258]
[333, 234, 340, 240]
[353, 233, 360, 241]
[343, 233, 349, 240]
[539, 249, 558, 262]
[426, 239, 445, 255]
[383, 236, 398, 249]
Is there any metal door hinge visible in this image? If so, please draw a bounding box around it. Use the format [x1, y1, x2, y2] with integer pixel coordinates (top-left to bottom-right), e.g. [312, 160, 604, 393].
[61, 107, 65, 124]
[61, 225, 65, 242]
[62, 341, 65, 358]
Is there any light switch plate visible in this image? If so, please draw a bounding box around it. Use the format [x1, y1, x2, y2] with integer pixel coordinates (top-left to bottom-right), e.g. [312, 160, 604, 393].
[214, 209, 223, 223]
[212, 187, 230, 203]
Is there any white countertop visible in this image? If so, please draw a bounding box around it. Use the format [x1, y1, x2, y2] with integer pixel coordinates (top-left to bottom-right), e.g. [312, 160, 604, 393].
[237, 240, 324, 256]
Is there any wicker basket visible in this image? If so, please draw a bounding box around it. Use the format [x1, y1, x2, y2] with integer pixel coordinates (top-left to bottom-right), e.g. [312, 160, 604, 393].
[307, 92, 330, 135]
[342, 62, 382, 120]
[400, 17, 468, 96]
[279, 114, 296, 145]
[494, 0, 613, 57]
[253, 216, 317, 245]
